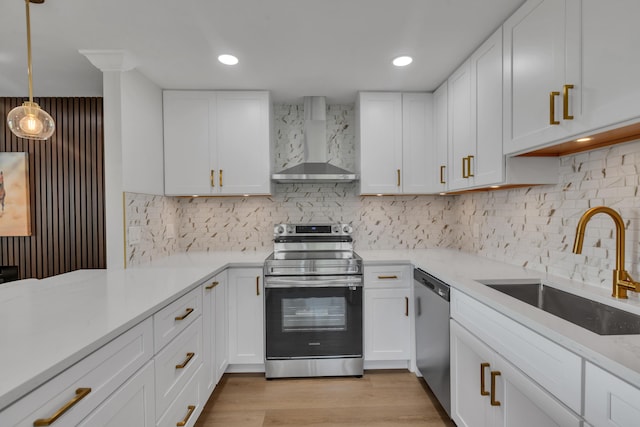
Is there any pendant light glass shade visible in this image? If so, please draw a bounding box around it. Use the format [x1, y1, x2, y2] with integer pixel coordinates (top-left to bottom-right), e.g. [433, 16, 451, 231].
[7, 101, 55, 140]
[7, 0, 55, 140]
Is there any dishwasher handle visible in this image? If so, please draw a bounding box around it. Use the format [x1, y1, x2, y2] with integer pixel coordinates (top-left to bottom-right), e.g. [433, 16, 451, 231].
[414, 268, 450, 301]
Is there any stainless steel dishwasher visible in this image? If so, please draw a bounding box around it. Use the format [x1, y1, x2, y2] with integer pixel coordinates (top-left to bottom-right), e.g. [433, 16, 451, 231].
[414, 268, 451, 418]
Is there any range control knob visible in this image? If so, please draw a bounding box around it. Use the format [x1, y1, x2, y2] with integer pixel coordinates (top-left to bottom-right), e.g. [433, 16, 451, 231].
[342, 225, 353, 234]
[275, 225, 285, 235]
[286, 225, 294, 234]
[332, 225, 340, 234]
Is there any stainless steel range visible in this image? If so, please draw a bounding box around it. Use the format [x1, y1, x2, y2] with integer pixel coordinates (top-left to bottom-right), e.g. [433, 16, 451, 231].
[263, 223, 363, 379]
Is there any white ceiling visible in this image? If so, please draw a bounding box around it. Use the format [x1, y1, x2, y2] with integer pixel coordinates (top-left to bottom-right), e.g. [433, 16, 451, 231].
[0, 0, 525, 104]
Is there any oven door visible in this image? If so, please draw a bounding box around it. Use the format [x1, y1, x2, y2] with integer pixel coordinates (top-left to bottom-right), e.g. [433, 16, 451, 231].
[265, 277, 363, 359]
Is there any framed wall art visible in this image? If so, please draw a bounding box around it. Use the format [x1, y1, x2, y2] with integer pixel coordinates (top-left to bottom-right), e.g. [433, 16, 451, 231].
[0, 152, 31, 236]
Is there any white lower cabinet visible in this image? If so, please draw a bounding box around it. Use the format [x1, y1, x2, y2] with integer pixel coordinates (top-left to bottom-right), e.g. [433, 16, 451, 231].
[156, 365, 203, 427]
[451, 320, 581, 427]
[364, 265, 412, 365]
[202, 270, 228, 398]
[585, 362, 640, 427]
[228, 268, 264, 367]
[78, 361, 156, 427]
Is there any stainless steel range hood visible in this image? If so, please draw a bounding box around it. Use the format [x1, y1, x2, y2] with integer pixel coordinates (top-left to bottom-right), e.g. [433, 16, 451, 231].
[272, 96, 359, 183]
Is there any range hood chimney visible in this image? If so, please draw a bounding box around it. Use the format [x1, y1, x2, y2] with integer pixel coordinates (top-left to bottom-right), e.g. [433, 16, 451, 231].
[271, 96, 359, 183]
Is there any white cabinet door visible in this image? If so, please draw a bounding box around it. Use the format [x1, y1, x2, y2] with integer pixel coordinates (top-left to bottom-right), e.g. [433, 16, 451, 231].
[163, 91, 215, 196]
[448, 59, 473, 191]
[358, 92, 403, 195]
[402, 93, 435, 194]
[503, 0, 581, 155]
[581, 0, 640, 132]
[364, 288, 411, 361]
[202, 271, 227, 397]
[216, 91, 272, 195]
[471, 27, 504, 187]
[585, 362, 640, 427]
[228, 268, 264, 365]
[433, 82, 448, 192]
[77, 361, 155, 427]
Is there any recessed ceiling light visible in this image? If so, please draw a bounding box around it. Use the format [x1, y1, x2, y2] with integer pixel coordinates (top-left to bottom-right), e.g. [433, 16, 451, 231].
[576, 137, 592, 142]
[218, 54, 239, 65]
[392, 56, 413, 67]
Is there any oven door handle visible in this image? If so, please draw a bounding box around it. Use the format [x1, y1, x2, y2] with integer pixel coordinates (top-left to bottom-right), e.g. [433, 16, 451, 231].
[264, 277, 363, 288]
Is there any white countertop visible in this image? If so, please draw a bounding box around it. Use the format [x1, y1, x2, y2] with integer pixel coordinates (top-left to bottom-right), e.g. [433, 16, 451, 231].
[3, 248, 640, 411]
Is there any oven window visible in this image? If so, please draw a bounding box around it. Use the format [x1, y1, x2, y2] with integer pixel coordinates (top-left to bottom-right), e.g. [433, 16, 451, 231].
[282, 297, 347, 332]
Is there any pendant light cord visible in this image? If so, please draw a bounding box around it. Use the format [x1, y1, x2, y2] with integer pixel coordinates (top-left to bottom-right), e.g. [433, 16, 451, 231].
[25, 0, 34, 103]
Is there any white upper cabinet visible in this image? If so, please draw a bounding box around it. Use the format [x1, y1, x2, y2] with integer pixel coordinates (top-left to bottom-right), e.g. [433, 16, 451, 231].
[433, 82, 449, 193]
[503, 0, 581, 155]
[163, 91, 272, 196]
[358, 92, 435, 195]
[580, 0, 640, 132]
[447, 59, 473, 191]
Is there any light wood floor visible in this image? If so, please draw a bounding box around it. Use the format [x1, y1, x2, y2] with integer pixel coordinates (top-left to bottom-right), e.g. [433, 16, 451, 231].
[195, 370, 455, 426]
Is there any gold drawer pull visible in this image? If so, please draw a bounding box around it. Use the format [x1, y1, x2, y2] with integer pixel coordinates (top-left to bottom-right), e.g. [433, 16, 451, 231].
[205, 281, 219, 290]
[175, 352, 195, 369]
[462, 157, 469, 178]
[256, 276, 260, 296]
[549, 91, 560, 125]
[490, 370, 502, 406]
[480, 363, 490, 396]
[397, 169, 401, 187]
[175, 308, 194, 321]
[563, 84, 574, 120]
[467, 155, 474, 177]
[33, 388, 92, 426]
[440, 165, 446, 184]
[219, 169, 223, 187]
[377, 275, 398, 280]
[176, 405, 196, 426]
[404, 296, 409, 317]
[210, 170, 215, 187]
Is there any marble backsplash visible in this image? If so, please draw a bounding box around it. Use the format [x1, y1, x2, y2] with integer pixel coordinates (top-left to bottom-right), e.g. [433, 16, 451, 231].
[124, 102, 640, 295]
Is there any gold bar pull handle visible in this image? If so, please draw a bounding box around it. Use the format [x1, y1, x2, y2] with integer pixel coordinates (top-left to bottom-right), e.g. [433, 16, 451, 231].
[462, 157, 468, 179]
[404, 296, 409, 317]
[377, 275, 398, 280]
[176, 405, 196, 426]
[480, 362, 490, 396]
[205, 281, 219, 290]
[550, 91, 560, 125]
[33, 388, 92, 426]
[490, 371, 502, 406]
[175, 308, 194, 321]
[440, 165, 446, 184]
[397, 169, 401, 187]
[467, 155, 474, 177]
[175, 352, 195, 369]
[563, 84, 574, 120]
[256, 276, 260, 296]
[210, 170, 215, 187]
[219, 169, 223, 187]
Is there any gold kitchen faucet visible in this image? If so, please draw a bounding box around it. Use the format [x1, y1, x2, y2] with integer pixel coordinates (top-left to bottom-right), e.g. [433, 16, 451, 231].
[573, 206, 640, 298]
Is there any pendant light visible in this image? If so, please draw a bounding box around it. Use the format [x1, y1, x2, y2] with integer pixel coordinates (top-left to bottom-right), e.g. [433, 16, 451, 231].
[7, 0, 55, 140]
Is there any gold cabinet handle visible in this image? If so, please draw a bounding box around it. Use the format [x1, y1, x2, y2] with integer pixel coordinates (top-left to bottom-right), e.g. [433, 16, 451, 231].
[480, 362, 490, 396]
[467, 155, 474, 178]
[440, 165, 446, 184]
[33, 388, 92, 426]
[219, 169, 223, 187]
[462, 157, 468, 178]
[256, 276, 260, 296]
[205, 281, 219, 290]
[490, 370, 502, 406]
[175, 308, 194, 321]
[550, 91, 560, 125]
[397, 169, 401, 187]
[175, 352, 195, 369]
[563, 84, 574, 120]
[210, 170, 215, 187]
[176, 405, 196, 426]
[404, 296, 409, 317]
[377, 275, 398, 280]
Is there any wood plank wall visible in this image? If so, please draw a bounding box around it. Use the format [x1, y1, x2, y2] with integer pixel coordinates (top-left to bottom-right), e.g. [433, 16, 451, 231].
[0, 97, 106, 279]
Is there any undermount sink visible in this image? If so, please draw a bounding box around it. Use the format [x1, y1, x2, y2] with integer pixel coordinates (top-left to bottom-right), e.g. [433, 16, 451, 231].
[479, 280, 640, 335]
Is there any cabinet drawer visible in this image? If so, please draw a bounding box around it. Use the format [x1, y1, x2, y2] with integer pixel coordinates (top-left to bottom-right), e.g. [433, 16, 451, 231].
[451, 290, 582, 414]
[585, 362, 640, 427]
[154, 286, 202, 353]
[155, 317, 203, 420]
[157, 365, 203, 427]
[0, 318, 153, 427]
[364, 265, 411, 289]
